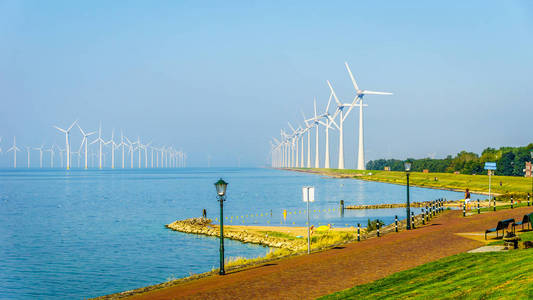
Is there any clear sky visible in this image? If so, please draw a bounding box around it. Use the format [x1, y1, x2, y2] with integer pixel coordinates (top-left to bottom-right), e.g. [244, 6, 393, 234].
[0, 1, 532, 167]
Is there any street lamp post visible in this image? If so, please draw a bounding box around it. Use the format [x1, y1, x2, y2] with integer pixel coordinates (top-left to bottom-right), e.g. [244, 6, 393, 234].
[214, 178, 228, 275]
[405, 162, 412, 230]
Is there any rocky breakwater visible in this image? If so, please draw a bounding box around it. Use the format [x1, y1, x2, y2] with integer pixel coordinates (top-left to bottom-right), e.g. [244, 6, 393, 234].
[166, 218, 305, 251]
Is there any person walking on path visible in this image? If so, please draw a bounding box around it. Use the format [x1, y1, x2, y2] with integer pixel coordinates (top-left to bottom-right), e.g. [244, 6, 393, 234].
[465, 188, 471, 210]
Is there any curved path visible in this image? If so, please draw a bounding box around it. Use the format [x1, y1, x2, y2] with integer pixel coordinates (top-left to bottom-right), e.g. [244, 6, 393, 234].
[128, 207, 532, 300]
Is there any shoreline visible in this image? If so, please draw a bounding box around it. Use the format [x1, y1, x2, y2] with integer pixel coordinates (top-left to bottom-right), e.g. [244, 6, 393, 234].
[285, 168, 502, 196]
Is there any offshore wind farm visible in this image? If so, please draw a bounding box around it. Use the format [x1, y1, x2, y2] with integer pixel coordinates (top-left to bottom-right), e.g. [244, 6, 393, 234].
[1, 1, 532, 300]
[0, 120, 187, 169]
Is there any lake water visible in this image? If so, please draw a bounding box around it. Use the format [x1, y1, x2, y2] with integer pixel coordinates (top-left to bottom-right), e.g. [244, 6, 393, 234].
[0, 168, 479, 299]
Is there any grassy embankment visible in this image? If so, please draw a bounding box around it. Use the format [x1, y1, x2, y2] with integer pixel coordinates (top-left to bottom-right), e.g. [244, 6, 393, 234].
[320, 248, 533, 299]
[294, 168, 533, 196]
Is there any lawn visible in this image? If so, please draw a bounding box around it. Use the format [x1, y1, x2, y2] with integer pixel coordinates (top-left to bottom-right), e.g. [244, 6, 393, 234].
[299, 168, 533, 195]
[319, 249, 533, 299]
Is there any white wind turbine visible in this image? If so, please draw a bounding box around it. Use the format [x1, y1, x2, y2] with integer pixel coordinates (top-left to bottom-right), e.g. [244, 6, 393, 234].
[7, 136, 21, 168]
[90, 124, 106, 169]
[77, 123, 96, 169]
[56, 146, 65, 168]
[34, 145, 44, 168]
[317, 92, 338, 169]
[45, 146, 55, 168]
[26, 146, 31, 168]
[119, 131, 126, 169]
[54, 120, 77, 170]
[125, 137, 134, 168]
[142, 141, 152, 168]
[327, 80, 359, 170]
[105, 129, 118, 169]
[345, 62, 393, 170]
[301, 111, 313, 168]
[305, 99, 321, 168]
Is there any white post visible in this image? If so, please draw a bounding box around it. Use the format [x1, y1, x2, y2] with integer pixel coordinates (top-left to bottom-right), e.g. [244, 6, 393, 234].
[489, 170, 492, 206]
[307, 191, 310, 254]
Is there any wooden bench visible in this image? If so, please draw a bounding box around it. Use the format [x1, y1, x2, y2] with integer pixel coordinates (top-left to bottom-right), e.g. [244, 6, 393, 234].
[485, 218, 515, 240]
[513, 213, 532, 232]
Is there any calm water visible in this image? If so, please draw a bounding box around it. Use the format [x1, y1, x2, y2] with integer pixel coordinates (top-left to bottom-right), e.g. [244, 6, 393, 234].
[0, 168, 478, 299]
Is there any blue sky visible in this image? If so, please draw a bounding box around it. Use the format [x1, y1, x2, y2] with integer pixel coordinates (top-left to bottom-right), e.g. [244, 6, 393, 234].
[0, 1, 532, 167]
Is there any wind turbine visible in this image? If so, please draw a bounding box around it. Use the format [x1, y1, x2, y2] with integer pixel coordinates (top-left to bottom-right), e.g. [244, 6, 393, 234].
[125, 137, 134, 168]
[45, 146, 55, 168]
[34, 145, 44, 168]
[345, 62, 393, 170]
[77, 123, 96, 169]
[54, 120, 77, 170]
[90, 124, 106, 169]
[306, 99, 321, 168]
[119, 131, 126, 169]
[26, 146, 31, 168]
[301, 110, 312, 168]
[142, 141, 152, 168]
[56, 146, 65, 168]
[317, 92, 338, 169]
[105, 129, 118, 169]
[7, 136, 21, 168]
[327, 80, 359, 170]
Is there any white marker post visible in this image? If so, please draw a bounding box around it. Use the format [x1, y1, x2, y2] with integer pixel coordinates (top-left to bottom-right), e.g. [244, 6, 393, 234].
[485, 162, 497, 210]
[302, 186, 315, 254]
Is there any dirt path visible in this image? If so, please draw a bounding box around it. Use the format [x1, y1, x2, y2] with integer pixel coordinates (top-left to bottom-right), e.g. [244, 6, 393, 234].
[127, 207, 532, 300]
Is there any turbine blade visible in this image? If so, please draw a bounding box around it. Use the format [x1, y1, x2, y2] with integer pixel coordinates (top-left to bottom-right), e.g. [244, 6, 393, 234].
[345, 62, 360, 92]
[67, 120, 78, 132]
[327, 80, 341, 106]
[54, 126, 67, 133]
[325, 91, 333, 113]
[362, 90, 393, 95]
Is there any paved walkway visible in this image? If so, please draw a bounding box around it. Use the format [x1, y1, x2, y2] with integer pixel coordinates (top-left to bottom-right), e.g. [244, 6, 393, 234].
[128, 206, 533, 300]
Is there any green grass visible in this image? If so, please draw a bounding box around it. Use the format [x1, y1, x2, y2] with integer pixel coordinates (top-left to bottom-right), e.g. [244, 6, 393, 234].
[319, 249, 533, 300]
[299, 168, 533, 195]
[258, 231, 298, 240]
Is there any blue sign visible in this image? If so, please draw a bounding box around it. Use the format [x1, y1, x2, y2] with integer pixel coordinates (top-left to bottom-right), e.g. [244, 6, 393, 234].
[484, 162, 497, 170]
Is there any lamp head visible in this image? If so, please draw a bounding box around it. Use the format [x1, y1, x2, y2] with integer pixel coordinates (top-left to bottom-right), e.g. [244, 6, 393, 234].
[214, 178, 228, 196]
[404, 162, 412, 172]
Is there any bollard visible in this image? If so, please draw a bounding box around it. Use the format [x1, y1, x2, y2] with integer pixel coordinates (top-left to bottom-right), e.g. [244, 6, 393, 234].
[422, 208, 426, 225]
[511, 196, 514, 209]
[395, 215, 398, 232]
[433, 201, 436, 216]
[411, 212, 415, 229]
[463, 201, 466, 217]
[528, 193, 531, 207]
[493, 197, 496, 211]
[377, 223, 380, 237]
[477, 199, 480, 214]
[425, 205, 429, 222]
[357, 223, 361, 241]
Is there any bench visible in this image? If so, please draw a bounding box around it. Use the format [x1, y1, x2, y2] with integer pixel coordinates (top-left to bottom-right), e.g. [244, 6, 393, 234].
[485, 218, 515, 240]
[513, 213, 533, 232]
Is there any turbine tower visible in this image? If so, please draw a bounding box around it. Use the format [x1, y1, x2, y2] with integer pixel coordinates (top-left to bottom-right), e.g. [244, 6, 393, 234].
[345, 62, 393, 170]
[54, 120, 77, 170]
[26, 146, 31, 168]
[90, 124, 106, 169]
[77, 123, 96, 169]
[327, 80, 358, 170]
[317, 92, 338, 169]
[7, 136, 21, 168]
[46, 146, 55, 168]
[34, 145, 44, 168]
[105, 129, 118, 169]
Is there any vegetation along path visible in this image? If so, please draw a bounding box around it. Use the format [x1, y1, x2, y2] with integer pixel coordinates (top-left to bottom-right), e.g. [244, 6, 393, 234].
[125, 206, 533, 299]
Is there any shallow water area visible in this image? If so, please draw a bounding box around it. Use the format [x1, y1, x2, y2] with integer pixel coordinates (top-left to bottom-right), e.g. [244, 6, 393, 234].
[0, 167, 479, 299]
